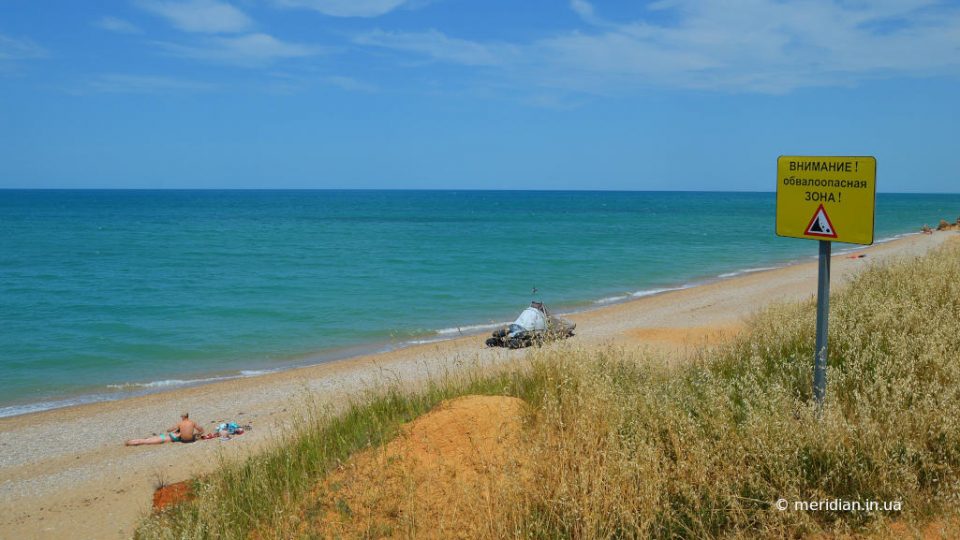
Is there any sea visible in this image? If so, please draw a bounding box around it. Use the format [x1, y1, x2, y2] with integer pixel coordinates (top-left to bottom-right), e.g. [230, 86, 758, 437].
[2, 190, 958, 417]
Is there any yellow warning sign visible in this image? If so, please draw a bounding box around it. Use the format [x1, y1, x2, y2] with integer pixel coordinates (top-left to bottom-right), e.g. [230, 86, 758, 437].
[776, 156, 876, 245]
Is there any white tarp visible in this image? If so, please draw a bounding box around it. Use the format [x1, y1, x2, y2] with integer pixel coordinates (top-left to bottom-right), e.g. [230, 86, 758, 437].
[513, 307, 547, 332]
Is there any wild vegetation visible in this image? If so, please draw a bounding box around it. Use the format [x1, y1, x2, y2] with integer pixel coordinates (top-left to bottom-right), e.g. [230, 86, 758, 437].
[137, 240, 960, 539]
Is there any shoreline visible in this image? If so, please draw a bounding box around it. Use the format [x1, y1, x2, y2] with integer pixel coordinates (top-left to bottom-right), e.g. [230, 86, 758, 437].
[0, 230, 924, 420]
[1, 230, 956, 539]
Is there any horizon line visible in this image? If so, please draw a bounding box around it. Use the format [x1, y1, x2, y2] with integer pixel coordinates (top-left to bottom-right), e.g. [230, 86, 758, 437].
[2, 187, 958, 195]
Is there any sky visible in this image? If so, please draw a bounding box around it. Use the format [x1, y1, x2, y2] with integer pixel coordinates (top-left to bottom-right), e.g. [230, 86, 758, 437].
[1, 0, 958, 191]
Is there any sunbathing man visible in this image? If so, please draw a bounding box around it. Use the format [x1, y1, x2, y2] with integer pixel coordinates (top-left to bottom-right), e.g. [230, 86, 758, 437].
[125, 412, 204, 446]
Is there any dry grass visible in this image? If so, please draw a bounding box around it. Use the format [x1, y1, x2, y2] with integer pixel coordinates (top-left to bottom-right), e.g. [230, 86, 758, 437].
[137, 241, 960, 539]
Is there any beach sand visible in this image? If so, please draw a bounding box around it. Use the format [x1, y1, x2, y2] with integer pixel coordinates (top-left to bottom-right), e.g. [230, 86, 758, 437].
[1, 230, 956, 539]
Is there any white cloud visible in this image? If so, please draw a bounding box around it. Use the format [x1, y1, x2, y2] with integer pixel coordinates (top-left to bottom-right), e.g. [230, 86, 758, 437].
[138, 2, 325, 68]
[84, 74, 217, 93]
[275, 0, 410, 18]
[537, 0, 960, 92]
[157, 33, 324, 66]
[354, 0, 960, 94]
[137, 0, 252, 33]
[354, 29, 515, 66]
[0, 34, 46, 61]
[0, 33, 46, 73]
[94, 16, 143, 34]
[569, 0, 593, 20]
[569, 0, 609, 27]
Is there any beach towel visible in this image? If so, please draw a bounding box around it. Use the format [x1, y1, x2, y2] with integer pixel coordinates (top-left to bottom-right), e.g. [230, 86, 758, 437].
[202, 421, 252, 440]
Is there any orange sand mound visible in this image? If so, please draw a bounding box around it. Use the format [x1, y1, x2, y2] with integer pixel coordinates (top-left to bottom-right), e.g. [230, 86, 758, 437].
[152, 481, 193, 512]
[301, 395, 527, 539]
[886, 519, 960, 539]
[807, 518, 960, 539]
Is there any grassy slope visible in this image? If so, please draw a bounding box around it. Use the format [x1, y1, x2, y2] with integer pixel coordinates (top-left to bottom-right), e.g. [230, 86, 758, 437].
[137, 241, 960, 539]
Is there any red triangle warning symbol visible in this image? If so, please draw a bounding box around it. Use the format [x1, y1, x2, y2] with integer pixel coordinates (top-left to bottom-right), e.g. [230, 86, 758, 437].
[805, 204, 838, 238]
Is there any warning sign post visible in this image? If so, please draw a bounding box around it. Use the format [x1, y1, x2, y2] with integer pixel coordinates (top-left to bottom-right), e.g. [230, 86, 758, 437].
[776, 156, 877, 407]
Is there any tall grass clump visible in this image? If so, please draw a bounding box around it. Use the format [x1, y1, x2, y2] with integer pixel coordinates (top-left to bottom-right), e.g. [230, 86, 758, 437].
[138, 240, 960, 538]
[511, 241, 960, 537]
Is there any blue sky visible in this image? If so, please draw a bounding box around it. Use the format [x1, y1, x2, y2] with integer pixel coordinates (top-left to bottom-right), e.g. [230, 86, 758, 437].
[1, 0, 958, 191]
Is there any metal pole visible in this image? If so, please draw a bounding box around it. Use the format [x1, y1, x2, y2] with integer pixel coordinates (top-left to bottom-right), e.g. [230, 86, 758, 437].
[813, 240, 831, 406]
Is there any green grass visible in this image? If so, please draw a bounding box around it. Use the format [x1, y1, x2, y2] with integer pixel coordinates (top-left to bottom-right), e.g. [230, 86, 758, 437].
[137, 240, 960, 539]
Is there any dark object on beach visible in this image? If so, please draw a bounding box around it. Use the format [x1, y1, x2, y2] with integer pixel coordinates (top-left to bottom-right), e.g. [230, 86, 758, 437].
[921, 224, 933, 234]
[485, 302, 576, 349]
[937, 219, 951, 231]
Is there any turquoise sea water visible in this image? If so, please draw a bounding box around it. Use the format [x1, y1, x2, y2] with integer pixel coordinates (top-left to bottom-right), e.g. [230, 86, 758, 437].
[2, 190, 958, 416]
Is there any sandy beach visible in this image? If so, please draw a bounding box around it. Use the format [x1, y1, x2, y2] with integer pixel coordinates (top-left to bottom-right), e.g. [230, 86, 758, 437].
[1, 230, 956, 540]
